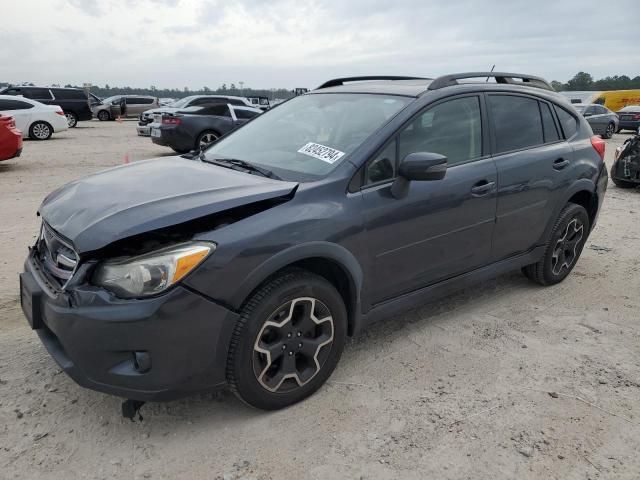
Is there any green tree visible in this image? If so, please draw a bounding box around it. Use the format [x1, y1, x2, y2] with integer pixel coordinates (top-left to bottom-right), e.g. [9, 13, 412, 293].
[550, 80, 565, 91]
[566, 72, 593, 91]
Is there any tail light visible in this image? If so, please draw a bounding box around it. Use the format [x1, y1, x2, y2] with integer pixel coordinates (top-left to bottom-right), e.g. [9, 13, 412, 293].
[633, 114, 640, 120]
[590, 135, 605, 161]
[162, 116, 181, 125]
[55, 110, 65, 116]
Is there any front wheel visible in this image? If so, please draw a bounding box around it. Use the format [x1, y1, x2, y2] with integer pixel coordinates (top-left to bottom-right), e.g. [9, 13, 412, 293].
[65, 111, 78, 128]
[97, 110, 111, 121]
[522, 203, 589, 286]
[227, 269, 347, 410]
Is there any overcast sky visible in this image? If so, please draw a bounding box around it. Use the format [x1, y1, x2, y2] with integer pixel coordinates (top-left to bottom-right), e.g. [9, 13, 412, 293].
[2, 0, 639, 90]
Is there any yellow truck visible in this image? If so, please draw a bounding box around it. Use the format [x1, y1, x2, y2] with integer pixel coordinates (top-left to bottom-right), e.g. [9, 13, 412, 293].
[590, 90, 640, 112]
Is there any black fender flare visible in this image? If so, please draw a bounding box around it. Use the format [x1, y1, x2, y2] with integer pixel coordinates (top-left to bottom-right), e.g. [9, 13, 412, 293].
[229, 241, 364, 327]
[540, 178, 596, 243]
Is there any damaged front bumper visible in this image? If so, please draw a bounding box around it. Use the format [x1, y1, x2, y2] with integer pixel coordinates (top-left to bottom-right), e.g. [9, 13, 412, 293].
[20, 249, 238, 401]
[611, 151, 640, 184]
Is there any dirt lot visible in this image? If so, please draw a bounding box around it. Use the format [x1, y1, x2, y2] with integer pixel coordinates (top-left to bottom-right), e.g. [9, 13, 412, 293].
[0, 121, 639, 480]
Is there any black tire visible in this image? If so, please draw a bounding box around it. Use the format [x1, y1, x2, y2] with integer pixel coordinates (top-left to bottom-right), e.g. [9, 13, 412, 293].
[65, 111, 78, 128]
[195, 130, 219, 150]
[602, 123, 615, 139]
[522, 203, 589, 286]
[610, 165, 637, 189]
[97, 110, 111, 121]
[227, 269, 347, 410]
[29, 121, 53, 140]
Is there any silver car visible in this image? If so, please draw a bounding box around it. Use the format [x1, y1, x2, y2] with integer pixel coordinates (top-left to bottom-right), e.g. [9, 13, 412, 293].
[92, 95, 160, 121]
[574, 104, 619, 139]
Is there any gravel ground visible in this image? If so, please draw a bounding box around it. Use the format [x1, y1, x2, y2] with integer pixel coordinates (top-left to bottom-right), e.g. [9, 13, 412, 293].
[0, 121, 639, 480]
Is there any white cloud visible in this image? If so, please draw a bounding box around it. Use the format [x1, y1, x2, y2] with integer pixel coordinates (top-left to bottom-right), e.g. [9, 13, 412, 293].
[1, 0, 639, 89]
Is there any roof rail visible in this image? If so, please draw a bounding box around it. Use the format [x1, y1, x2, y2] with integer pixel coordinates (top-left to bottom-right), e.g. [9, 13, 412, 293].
[316, 76, 430, 90]
[428, 72, 554, 91]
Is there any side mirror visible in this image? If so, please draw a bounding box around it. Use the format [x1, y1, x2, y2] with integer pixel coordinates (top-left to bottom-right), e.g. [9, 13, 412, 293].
[391, 152, 447, 198]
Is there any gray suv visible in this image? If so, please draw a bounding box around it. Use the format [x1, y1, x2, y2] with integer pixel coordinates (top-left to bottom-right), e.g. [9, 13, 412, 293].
[20, 73, 608, 411]
[92, 95, 160, 121]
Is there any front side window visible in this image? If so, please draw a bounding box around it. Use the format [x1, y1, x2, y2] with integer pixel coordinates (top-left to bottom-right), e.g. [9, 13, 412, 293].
[204, 93, 411, 181]
[489, 95, 544, 153]
[199, 104, 230, 117]
[365, 139, 397, 185]
[398, 96, 482, 166]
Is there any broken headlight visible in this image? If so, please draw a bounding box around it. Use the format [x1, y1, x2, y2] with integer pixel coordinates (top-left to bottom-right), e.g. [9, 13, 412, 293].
[92, 242, 214, 298]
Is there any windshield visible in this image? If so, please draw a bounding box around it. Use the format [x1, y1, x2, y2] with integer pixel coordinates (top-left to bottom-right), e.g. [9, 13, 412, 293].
[102, 96, 121, 104]
[170, 96, 198, 108]
[203, 93, 411, 181]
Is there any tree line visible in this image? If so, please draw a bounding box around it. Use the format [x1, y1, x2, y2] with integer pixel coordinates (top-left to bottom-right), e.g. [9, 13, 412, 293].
[551, 72, 640, 92]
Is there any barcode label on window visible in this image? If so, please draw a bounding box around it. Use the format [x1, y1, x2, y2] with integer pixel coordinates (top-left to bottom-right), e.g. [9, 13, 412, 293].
[297, 142, 345, 164]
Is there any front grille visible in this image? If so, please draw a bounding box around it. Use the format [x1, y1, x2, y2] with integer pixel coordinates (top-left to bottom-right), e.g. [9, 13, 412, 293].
[36, 224, 78, 286]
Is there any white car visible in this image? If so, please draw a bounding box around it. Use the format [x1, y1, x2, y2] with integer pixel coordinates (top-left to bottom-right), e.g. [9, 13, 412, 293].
[0, 95, 68, 140]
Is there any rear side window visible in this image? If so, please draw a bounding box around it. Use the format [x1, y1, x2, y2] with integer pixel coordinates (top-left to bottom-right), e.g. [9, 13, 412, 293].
[235, 108, 259, 119]
[228, 99, 245, 106]
[489, 95, 544, 153]
[554, 106, 578, 138]
[24, 88, 53, 100]
[192, 97, 221, 106]
[126, 97, 154, 104]
[0, 99, 34, 110]
[540, 103, 560, 143]
[201, 104, 230, 116]
[52, 89, 86, 100]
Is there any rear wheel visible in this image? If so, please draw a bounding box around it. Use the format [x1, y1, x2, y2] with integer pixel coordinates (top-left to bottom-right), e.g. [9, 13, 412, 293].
[29, 121, 53, 140]
[602, 123, 615, 139]
[97, 110, 111, 121]
[196, 130, 219, 150]
[65, 111, 78, 128]
[227, 269, 347, 410]
[522, 203, 589, 286]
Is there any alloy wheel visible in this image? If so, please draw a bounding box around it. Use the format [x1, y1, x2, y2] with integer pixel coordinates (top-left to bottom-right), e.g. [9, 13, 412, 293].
[551, 218, 584, 276]
[65, 113, 77, 128]
[252, 297, 334, 393]
[605, 123, 615, 138]
[32, 123, 51, 139]
[198, 132, 218, 149]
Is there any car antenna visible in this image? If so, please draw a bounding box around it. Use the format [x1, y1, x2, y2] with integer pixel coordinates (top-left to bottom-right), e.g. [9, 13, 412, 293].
[486, 65, 496, 82]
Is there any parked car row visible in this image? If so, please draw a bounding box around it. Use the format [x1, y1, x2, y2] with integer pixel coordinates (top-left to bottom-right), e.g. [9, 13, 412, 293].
[573, 102, 640, 138]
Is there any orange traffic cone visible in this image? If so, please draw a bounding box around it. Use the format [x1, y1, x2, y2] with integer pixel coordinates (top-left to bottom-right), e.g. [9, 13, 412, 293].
[116, 116, 123, 123]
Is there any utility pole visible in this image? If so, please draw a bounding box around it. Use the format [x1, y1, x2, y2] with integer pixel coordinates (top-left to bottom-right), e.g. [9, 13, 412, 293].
[239, 81, 244, 96]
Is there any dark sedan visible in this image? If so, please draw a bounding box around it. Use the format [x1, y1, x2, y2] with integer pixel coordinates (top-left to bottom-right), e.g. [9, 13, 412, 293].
[151, 104, 262, 153]
[574, 104, 619, 139]
[616, 105, 640, 133]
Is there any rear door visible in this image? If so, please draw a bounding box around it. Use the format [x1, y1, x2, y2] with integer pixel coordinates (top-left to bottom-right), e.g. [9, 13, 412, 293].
[126, 97, 154, 116]
[0, 98, 34, 133]
[361, 94, 498, 303]
[488, 94, 573, 261]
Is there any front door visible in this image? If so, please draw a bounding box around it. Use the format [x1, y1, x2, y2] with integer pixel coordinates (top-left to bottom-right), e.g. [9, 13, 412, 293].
[361, 95, 498, 304]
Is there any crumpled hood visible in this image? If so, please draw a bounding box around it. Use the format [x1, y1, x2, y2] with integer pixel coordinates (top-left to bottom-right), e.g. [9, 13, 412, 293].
[39, 157, 298, 253]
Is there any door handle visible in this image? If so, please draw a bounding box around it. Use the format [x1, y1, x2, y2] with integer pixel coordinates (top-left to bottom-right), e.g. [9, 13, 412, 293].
[471, 180, 496, 196]
[553, 158, 570, 170]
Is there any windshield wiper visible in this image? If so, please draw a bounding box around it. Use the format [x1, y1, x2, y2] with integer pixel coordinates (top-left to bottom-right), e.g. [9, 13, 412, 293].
[199, 153, 281, 180]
